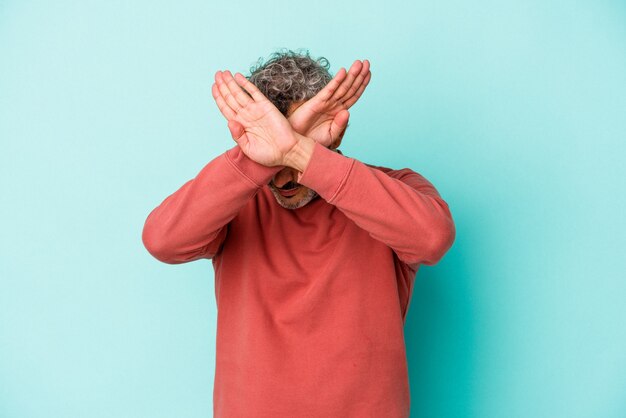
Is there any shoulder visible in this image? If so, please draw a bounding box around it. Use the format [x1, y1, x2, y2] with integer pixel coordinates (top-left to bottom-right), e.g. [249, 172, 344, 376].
[362, 161, 443, 199]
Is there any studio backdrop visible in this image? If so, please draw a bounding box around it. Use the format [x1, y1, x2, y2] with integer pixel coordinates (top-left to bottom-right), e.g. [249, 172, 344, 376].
[1, 1, 624, 417]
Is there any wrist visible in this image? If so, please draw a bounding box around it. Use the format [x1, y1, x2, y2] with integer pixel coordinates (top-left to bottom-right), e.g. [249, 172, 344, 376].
[283, 133, 315, 173]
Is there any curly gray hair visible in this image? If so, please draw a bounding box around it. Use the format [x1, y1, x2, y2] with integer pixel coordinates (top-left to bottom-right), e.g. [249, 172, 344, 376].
[247, 49, 332, 116]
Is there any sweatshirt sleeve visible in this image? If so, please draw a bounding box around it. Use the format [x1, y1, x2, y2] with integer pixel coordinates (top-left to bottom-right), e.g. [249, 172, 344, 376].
[297, 142, 456, 267]
[142, 145, 282, 264]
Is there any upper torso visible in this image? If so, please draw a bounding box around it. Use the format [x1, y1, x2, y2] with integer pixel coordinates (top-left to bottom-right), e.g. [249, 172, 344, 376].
[211, 186, 416, 418]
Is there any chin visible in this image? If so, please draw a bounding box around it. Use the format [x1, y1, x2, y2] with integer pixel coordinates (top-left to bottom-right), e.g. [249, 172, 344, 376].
[269, 186, 319, 209]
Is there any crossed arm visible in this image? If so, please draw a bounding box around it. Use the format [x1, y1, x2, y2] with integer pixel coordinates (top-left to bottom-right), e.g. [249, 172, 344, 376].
[210, 61, 455, 265]
[142, 60, 373, 263]
[143, 59, 455, 266]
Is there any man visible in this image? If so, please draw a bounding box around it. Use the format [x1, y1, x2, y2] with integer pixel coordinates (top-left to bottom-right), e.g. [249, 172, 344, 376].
[142, 50, 456, 418]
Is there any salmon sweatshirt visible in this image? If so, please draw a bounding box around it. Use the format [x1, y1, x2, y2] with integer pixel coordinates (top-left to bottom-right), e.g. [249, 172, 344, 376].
[142, 141, 456, 418]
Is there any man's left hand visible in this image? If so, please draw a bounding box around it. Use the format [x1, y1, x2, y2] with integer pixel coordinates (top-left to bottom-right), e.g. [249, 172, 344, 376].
[287, 59, 371, 149]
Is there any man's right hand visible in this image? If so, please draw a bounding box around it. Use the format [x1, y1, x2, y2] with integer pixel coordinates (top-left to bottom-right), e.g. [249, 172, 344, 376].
[287, 59, 371, 149]
[212, 70, 299, 167]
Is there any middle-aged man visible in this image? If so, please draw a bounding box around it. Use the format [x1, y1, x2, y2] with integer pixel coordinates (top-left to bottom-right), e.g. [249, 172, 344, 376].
[142, 50, 456, 418]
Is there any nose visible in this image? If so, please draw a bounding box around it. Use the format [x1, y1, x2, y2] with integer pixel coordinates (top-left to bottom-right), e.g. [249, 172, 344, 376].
[272, 167, 299, 188]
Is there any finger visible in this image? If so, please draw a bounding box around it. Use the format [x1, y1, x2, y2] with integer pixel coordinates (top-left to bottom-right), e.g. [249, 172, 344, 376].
[234, 72, 267, 102]
[222, 70, 253, 108]
[227, 119, 246, 142]
[227, 119, 250, 152]
[331, 60, 363, 102]
[211, 83, 237, 120]
[329, 109, 350, 143]
[342, 60, 370, 105]
[215, 70, 242, 112]
[343, 70, 371, 108]
[313, 67, 347, 102]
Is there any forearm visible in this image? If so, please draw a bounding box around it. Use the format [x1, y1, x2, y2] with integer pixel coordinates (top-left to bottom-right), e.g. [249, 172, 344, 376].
[142, 145, 281, 264]
[296, 141, 456, 266]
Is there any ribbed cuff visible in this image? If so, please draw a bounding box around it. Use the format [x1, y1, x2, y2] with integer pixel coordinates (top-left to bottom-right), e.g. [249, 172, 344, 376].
[224, 146, 283, 187]
[297, 142, 355, 203]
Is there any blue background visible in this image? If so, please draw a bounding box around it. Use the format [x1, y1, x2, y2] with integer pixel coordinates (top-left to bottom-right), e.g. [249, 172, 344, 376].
[1, 1, 625, 417]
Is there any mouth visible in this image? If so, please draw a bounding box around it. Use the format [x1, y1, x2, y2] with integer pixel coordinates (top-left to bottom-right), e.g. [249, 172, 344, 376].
[276, 182, 301, 197]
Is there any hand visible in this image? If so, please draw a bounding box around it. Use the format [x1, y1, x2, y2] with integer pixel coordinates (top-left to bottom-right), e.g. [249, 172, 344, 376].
[287, 59, 371, 149]
[211, 70, 299, 167]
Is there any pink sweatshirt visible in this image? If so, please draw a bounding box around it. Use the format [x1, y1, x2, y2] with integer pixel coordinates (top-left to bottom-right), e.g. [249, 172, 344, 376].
[142, 142, 456, 418]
